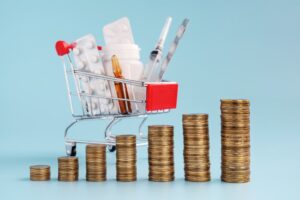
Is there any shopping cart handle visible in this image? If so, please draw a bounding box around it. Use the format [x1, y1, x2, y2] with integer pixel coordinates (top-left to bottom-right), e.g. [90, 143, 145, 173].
[55, 41, 76, 56]
[55, 40, 102, 56]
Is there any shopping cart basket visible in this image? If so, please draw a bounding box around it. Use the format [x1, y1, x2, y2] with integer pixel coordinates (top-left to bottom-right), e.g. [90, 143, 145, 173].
[55, 40, 178, 156]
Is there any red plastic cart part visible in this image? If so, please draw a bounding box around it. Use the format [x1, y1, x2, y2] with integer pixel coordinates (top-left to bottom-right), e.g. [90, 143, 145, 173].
[55, 41, 76, 56]
[55, 40, 102, 56]
[146, 82, 178, 111]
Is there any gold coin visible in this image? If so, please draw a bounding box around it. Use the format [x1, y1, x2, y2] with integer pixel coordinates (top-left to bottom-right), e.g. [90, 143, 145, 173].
[221, 133, 250, 138]
[148, 141, 174, 147]
[149, 173, 175, 182]
[184, 139, 209, 145]
[221, 111, 250, 115]
[221, 99, 250, 104]
[30, 165, 50, 170]
[183, 113, 208, 119]
[116, 135, 136, 182]
[184, 164, 210, 170]
[185, 175, 210, 182]
[30, 165, 51, 181]
[184, 145, 210, 150]
[221, 175, 250, 183]
[58, 156, 78, 162]
[148, 125, 174, 129]
[86, 176, 106, 182]
[58, 157, 78, 181]
[149, 160, 174, 165]
[117, 177, 137, 182]
[222, 122, 250, 127]
[183, 120, 208, 128]
[220, 105, 250, 111]
[183, 125, 209, 130]
[221, 118, 250, 123]
[184, 156, 210, 162]
[86, 144, 106, 150]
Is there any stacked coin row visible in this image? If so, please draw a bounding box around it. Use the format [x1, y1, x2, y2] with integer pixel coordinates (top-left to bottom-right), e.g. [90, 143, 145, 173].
[148, 125, 175, 182]
[116, 135, 137, 182]
[58, 156, 79, 181]
[30, 165, 50, 181]
[183, 114, 211, 182]
[221, 99, 250, 183]
[86, 144, 106, 181]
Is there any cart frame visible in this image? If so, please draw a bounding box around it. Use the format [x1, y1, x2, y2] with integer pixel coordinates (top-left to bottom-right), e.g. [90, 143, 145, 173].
[56, 40, 177, 156]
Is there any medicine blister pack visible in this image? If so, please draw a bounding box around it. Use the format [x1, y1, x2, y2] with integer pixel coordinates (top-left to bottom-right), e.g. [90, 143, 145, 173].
[103, 17, 135, 45]
[72, 34, 116, 115]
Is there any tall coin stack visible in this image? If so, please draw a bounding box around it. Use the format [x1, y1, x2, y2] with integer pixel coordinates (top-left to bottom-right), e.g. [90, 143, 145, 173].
[30, 165, 50, 181]
[148, 125, 175, 182]
[86, 144, 106, 181]
[58, 156, 79, 181]
[116, 135, 137, 182]
[183, 114, 211, 182]
[221, 99, 250, 183]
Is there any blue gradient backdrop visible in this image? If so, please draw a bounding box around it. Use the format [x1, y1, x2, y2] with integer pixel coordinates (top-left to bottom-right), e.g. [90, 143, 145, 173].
[0, 0, 299, 199]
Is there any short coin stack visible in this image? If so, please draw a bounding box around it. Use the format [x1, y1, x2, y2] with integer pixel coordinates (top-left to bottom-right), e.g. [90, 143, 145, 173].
[30, 165, 50, 181]
[86, 144, 106, 181]
[148, 125, 174, 182]
[58, 156, 79, 181]
[221, 99, 250, 183]
[116, 135, 137, 182]
[183, 114, 211, 182]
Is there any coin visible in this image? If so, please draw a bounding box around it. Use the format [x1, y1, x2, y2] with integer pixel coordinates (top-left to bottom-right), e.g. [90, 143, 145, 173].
[148, 125, 175, 182]
[58, 156, 79, 181]
[220, 99, 250, 183]
[85, 144, 106, 182]
[116, 135, 137, 182]
[30, 165, 50, 181]
[182, 114, 211, 182]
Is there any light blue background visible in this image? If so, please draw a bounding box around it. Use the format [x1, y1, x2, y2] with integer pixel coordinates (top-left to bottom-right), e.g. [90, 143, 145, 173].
[0, 0, 299, 199]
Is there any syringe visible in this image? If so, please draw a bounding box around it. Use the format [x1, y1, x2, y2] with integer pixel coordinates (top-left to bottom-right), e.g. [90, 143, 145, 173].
[142, 17, 172, 81]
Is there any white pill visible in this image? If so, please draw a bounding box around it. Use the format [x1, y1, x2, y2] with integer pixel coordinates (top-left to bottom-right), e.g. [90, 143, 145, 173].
[100, 105, 107, 113]
[77, 61, 85, 69]
[100, 67, 105, 74]
[108, 102, 114, 110]
[81, 76, 89, 83]
[102, 99, 109, 104]
[73, 48, 80, 55]
[86, 42, 94, 49]
[93, 68, 101, 74]
[81, 83, 90, 93]
[90, 55, 99, 63]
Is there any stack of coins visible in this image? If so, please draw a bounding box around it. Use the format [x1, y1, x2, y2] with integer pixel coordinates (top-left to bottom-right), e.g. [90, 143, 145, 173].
[116, 135, 137, 182]
[183, 114, 211, 182]
[221, 99, 250, 183]
[58, 156, 79, 181]
[86, 144, 106, 181]
[30, 165, 50, 181]
[148, 125, 174, 182]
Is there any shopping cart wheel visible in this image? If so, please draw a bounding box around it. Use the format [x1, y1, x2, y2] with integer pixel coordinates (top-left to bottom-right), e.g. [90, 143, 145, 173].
[108, 145, 116, 152]
[65, 142, 77, 156]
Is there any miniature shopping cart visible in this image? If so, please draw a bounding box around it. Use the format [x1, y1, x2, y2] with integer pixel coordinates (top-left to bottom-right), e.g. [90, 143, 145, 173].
[55, 40, 178, 156]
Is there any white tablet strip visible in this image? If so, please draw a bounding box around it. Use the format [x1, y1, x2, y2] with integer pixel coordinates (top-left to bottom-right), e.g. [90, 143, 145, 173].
[72, 34, 117, 115]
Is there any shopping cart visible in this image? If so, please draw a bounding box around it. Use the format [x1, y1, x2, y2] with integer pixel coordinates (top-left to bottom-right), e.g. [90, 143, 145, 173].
[55, 40, 178, 156]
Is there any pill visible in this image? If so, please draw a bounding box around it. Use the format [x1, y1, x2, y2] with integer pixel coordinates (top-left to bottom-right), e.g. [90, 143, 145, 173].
[90, 55, 99, 63]
[73, 48, 80, 55]
[86, 42, 94, 49]
[77, 61, 85, 69]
